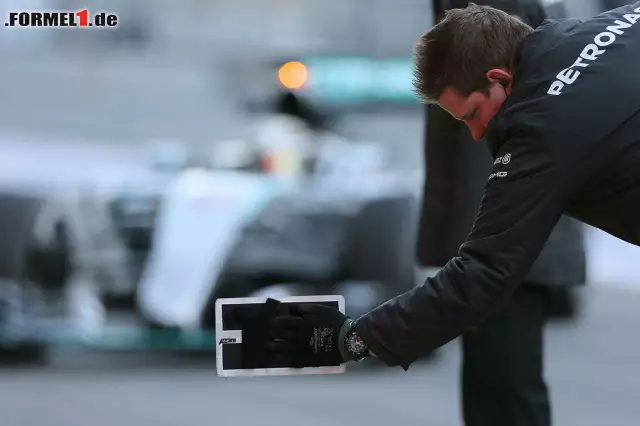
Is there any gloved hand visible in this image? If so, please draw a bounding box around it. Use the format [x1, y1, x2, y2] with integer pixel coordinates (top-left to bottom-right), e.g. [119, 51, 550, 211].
[267, 303, 353, 368]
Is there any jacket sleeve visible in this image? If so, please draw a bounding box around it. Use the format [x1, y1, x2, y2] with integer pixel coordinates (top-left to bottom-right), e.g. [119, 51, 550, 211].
[355, 135, 571, 370]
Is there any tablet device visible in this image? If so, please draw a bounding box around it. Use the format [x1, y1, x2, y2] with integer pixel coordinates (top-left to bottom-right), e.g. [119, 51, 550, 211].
[215, 295, 346, 377]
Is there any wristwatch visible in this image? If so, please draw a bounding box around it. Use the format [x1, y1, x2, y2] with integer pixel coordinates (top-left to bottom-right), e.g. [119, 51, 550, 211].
[341, 320, 370, 362]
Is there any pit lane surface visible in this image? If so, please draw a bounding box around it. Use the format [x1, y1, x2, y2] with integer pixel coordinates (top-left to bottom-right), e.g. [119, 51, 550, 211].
[1, 286, 640, 426]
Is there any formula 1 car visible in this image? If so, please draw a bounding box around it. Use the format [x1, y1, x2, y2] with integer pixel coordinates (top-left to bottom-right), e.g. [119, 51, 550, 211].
[0, 147, 418, 366]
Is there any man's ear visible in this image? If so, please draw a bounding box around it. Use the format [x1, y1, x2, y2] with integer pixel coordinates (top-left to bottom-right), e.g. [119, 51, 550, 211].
[486, 69, 513, 89]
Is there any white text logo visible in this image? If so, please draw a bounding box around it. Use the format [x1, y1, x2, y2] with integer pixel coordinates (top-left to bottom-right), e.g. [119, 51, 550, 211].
[547, 6, 640, 96]
[488, 171, 508, 181]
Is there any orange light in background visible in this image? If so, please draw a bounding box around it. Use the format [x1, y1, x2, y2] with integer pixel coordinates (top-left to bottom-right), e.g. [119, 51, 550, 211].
[278, 61, 308, 90]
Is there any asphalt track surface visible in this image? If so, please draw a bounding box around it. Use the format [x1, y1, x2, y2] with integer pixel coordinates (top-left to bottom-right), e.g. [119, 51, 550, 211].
[1, 286, 640, 426]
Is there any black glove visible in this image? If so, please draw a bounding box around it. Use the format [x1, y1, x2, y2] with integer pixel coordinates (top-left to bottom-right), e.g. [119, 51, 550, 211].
[267, 303, 352, 368]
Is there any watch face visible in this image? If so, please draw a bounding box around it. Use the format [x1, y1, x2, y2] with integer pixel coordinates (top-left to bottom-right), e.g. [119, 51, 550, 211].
[347, 333, 367, 359]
